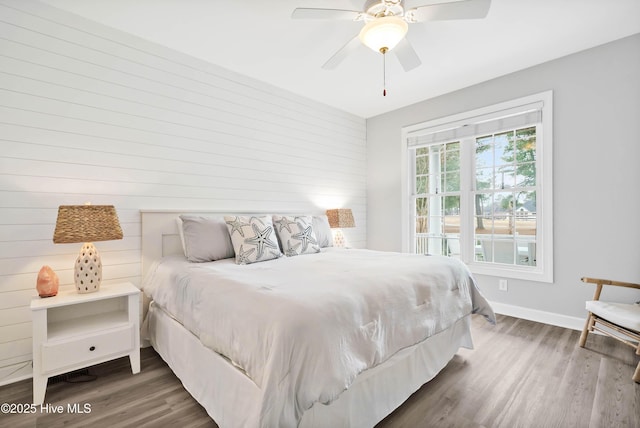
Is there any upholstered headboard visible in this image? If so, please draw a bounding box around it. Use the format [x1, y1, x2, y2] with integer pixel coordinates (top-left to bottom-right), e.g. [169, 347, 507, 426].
[141, 210, 185, 279]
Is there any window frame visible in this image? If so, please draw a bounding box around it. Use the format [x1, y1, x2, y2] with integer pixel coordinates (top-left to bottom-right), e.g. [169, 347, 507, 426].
[401, 91, 553, 283]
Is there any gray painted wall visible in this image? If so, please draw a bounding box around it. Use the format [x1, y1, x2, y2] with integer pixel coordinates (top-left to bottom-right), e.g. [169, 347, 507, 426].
[366, 33, 640, 323]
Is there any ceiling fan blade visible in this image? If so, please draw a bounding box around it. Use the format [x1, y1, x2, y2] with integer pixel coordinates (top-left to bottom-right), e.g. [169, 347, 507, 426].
[408, 0, 491, 22]
[322, 36, 361, 70]
[394, 38, 421, 71]
[292, 8, 362, 20]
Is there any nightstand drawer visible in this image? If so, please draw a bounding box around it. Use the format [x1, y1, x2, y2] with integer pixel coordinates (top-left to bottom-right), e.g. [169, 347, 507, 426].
[41, 324, 134, 373]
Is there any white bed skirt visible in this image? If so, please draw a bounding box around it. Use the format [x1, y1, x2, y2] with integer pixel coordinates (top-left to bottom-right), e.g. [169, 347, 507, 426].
[147, 302, 473, 428]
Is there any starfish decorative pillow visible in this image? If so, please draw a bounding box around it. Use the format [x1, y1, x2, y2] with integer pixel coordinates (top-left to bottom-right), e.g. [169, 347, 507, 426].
[273, 215, 321, 257]
[224, 215, 282, 264]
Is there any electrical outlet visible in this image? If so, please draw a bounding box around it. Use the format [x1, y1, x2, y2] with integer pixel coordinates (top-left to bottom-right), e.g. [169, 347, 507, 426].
[498, 279, 508, 291]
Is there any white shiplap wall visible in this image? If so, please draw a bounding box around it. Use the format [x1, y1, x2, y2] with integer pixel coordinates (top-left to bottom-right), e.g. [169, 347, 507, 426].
[0, 0, 366, 385]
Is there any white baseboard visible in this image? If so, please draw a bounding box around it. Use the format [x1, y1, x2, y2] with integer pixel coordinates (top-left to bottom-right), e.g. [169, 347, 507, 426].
[489, 301, 585, 331]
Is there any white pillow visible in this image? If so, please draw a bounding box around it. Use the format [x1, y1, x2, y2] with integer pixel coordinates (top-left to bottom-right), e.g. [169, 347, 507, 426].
[312, 215, 333, 248]
[179, 215, 235, 262]
[224, 215, 282, 264]
[273, 215, 321, 257]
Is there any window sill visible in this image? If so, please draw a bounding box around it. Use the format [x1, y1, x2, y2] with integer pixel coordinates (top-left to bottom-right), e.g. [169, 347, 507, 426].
[468, 262, 552, 283]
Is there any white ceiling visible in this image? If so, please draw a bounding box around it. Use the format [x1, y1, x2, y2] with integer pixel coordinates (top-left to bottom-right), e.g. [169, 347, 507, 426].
[40, 0, 640, 118]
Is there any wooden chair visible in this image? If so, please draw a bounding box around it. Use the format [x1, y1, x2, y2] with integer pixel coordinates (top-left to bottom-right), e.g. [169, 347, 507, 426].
[578, 277, 640, 383]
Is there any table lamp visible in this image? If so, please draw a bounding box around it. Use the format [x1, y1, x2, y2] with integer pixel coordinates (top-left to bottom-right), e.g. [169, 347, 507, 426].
[53, 204, 123, 293]
[326, 208, 355, 247]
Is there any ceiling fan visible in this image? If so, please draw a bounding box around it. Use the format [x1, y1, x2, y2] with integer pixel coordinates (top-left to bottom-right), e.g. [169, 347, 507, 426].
[292, 0, 491, 72]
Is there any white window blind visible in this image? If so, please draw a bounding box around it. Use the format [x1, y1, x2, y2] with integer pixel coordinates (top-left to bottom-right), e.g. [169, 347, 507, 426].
[407, 102, 543, 147]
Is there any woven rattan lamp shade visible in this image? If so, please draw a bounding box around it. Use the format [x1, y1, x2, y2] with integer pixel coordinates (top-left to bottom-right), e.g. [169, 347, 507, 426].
[53, 205, 123, 244]
[326, 209, 355, 228]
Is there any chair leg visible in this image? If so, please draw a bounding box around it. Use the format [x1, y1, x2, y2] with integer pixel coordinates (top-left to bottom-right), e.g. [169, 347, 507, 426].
[579, 314, 594, 348]
[634, 346, 640, 383]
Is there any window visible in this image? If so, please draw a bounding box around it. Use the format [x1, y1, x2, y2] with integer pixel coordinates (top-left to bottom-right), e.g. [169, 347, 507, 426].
[413, 142, 462, 258]
[402, 91, 553, 282]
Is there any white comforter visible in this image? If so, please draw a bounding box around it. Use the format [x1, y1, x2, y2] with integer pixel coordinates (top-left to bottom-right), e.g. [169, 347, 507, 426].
[143, 248, 494, 428]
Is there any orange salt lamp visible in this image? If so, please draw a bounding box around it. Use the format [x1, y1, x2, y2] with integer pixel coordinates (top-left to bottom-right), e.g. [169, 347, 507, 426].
[36, 265, 59, 298]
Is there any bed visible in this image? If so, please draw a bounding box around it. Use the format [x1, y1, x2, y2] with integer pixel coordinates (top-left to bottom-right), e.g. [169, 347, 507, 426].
[140, 210, 495, 428]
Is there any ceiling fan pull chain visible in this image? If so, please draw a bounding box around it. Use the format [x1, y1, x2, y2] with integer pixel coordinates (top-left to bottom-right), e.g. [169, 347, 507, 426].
[381, 47, 388, 96]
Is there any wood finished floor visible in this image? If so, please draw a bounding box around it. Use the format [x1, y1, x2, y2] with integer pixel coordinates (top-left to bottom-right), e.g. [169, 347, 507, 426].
[2, 314, 638, 428]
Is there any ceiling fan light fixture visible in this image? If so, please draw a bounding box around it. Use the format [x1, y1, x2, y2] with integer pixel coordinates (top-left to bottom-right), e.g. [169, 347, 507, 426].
[358, 15, 408, 53]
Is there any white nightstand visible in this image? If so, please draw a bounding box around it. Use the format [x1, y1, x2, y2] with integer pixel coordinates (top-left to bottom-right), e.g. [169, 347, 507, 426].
[30, 282, 141, 405]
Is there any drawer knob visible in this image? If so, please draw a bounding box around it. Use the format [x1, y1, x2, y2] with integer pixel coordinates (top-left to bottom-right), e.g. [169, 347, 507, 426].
[89, 346, 96, 351]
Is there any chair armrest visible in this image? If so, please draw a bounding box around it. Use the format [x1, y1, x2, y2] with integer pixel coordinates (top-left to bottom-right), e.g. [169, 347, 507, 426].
[582, 277, 640, 302]
[581, 277, 640, 290]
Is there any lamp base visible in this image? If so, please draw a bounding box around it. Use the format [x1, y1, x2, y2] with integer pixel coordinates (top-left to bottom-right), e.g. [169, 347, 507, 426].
[74, 243, 102, 293]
